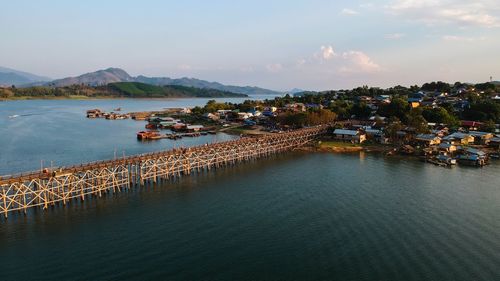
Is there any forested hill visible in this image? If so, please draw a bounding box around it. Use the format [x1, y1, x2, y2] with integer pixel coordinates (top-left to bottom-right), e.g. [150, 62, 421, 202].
[0, 82, 248, 99]
[107, 82, 248, 98]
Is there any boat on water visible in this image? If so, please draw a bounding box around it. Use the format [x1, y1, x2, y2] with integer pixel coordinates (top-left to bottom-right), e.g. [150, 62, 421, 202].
[137, 130, 162, 140]
[8, 115, 19, 119]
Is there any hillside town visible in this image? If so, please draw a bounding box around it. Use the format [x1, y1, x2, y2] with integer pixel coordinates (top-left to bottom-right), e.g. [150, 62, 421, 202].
[85, 81, 500, 167]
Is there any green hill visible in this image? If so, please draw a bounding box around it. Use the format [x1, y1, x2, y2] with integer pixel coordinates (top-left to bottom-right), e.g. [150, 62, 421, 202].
[1, 82, 248, 99]
[107, 82, 248, 98]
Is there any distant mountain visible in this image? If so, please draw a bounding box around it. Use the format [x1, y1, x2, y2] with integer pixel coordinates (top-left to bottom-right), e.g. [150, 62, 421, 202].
[289, 88, 306, 94]
[37, 67, 281, 96]
[135, 75, 281, 96]
[48, 68, 133, 87]
[0, 66, 51, 86]
[3, 82, 247, 99]
[108, 82, 247, 98]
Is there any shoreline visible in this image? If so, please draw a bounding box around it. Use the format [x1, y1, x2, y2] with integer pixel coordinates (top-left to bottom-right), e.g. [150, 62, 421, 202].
[298, 141, 393, 154]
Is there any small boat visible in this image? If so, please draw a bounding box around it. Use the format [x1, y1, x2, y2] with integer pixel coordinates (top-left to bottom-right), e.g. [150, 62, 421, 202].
[114, 107, 122, 111]
[137, 130, 161, 140]
[8, 115, 19, 119]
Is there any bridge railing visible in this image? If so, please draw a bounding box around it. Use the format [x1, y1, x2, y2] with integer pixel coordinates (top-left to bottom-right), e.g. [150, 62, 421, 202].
[0, 125, 328, 184]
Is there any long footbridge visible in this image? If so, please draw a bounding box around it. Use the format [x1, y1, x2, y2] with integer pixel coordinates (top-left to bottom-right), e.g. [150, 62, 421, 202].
[0, 126, 328, 218]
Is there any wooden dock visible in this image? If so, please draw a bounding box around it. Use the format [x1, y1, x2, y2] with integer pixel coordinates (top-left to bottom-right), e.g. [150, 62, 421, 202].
[0, 126, 327, 218]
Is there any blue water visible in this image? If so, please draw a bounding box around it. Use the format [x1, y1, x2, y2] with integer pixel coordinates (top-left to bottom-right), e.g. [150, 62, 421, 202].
[0, 100, 499, 281]
[0, 98, 268, 175]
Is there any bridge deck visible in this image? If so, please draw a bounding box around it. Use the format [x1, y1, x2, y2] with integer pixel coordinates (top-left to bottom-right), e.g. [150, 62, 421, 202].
[0, 126, 327, 218]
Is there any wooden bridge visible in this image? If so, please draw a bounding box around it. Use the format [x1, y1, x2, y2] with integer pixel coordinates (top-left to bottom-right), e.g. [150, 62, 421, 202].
[0, 126, 328, 218]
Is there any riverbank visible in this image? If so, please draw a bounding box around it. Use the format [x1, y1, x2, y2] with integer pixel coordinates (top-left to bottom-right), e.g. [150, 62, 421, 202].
[298, 140, 393, 153]
[221, 125, 271, 136]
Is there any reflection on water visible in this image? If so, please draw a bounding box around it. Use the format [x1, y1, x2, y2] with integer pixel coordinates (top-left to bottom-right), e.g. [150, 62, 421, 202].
[0, 153, 499, 281]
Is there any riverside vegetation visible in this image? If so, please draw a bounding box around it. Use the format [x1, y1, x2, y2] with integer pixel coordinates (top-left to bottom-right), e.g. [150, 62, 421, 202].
[0, 82, 247, 100]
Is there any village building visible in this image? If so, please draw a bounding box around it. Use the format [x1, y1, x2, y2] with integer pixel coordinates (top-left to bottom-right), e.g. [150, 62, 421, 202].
[217, 110, 233, 119]
[202, 112, 219, 121]
[333, 129, 366, 144]
[438, 143, 457, 153]
[415, 134, 441, 146]
[489, 136, 500, 149]
[442, 132, 474, 145]
[457, 148, 488, 166]
[461, 120, 483, 131]
[285, 103, 306, 112]
[468, 131, 494, 145]
[186, 125, 204, 132]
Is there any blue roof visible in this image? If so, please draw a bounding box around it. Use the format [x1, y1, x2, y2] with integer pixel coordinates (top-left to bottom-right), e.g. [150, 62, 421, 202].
[466, 148, 486, 156]
[333, 129, 359, 136]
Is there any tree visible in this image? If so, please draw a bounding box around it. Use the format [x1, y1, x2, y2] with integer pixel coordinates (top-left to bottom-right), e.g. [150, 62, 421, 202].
[407, 110, 429, 134]
[421, 106, 458, 126]
[306, 109, 337, 125]
[350, 102, 372, 119]
[277, 112, 307, 127]
[384, 118, 404, 141]
[377, 97, 409, 121]
[482, 120, 496, 133]
[463, 101, 500, 122]
[421, 81, 451, 93]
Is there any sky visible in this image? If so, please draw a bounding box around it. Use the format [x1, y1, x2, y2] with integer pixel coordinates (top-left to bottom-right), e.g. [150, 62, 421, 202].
[1, 0, 499, 91]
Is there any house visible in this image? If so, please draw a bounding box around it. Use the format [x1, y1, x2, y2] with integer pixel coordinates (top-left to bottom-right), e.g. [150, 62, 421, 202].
[415, 134, 441, 146]
[357, 96, 372, 102]
[186, 125, 204, 132]
[179, 108, 191, 114]
[442, 132, 474, 145]
[461, 120, 483, 131]
[489, 136, 500, 149]
[376, 95, 391, 103]
[457, 148, 488, 166]
[364, 128, 388, 144]
[217, 110, 233, 119]
[305, 103, 323, 110]
[285, 103, 306, 112]
[333, 129, 366, 143]
[438, 143, 457, 153]
[364, 128, 383, 138]
[263, 106, 277, 113]
[202, 112, 219, 121]
[237, 112, 253, 120]
[468, 131, 494, 145]
[409, 101, 420, 108]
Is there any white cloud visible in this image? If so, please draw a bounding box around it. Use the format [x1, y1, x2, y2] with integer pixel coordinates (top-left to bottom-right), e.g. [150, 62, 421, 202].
[341, 8, 359, 15]
[266, 63, 283, 73]
[384, 33, 406, 39]
[318, 45, 337, 60]
[442, 35, 486, 42]
[387, 0, 500, 28]
[340, 51, 381, 73]
[276, 46, 381, 76]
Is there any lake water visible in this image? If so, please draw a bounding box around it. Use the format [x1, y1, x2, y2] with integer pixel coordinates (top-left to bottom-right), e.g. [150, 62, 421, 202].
[0, 99, 499, 281]
[0, 97, 279, 175]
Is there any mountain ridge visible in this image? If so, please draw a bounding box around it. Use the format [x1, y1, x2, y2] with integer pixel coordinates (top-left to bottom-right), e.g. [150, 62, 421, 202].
[0, 66, 51, 86]
[42, 67, 282, 96]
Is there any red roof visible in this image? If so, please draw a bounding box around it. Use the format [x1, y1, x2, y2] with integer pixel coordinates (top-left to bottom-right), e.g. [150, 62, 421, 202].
[461, 120, 483, 127]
